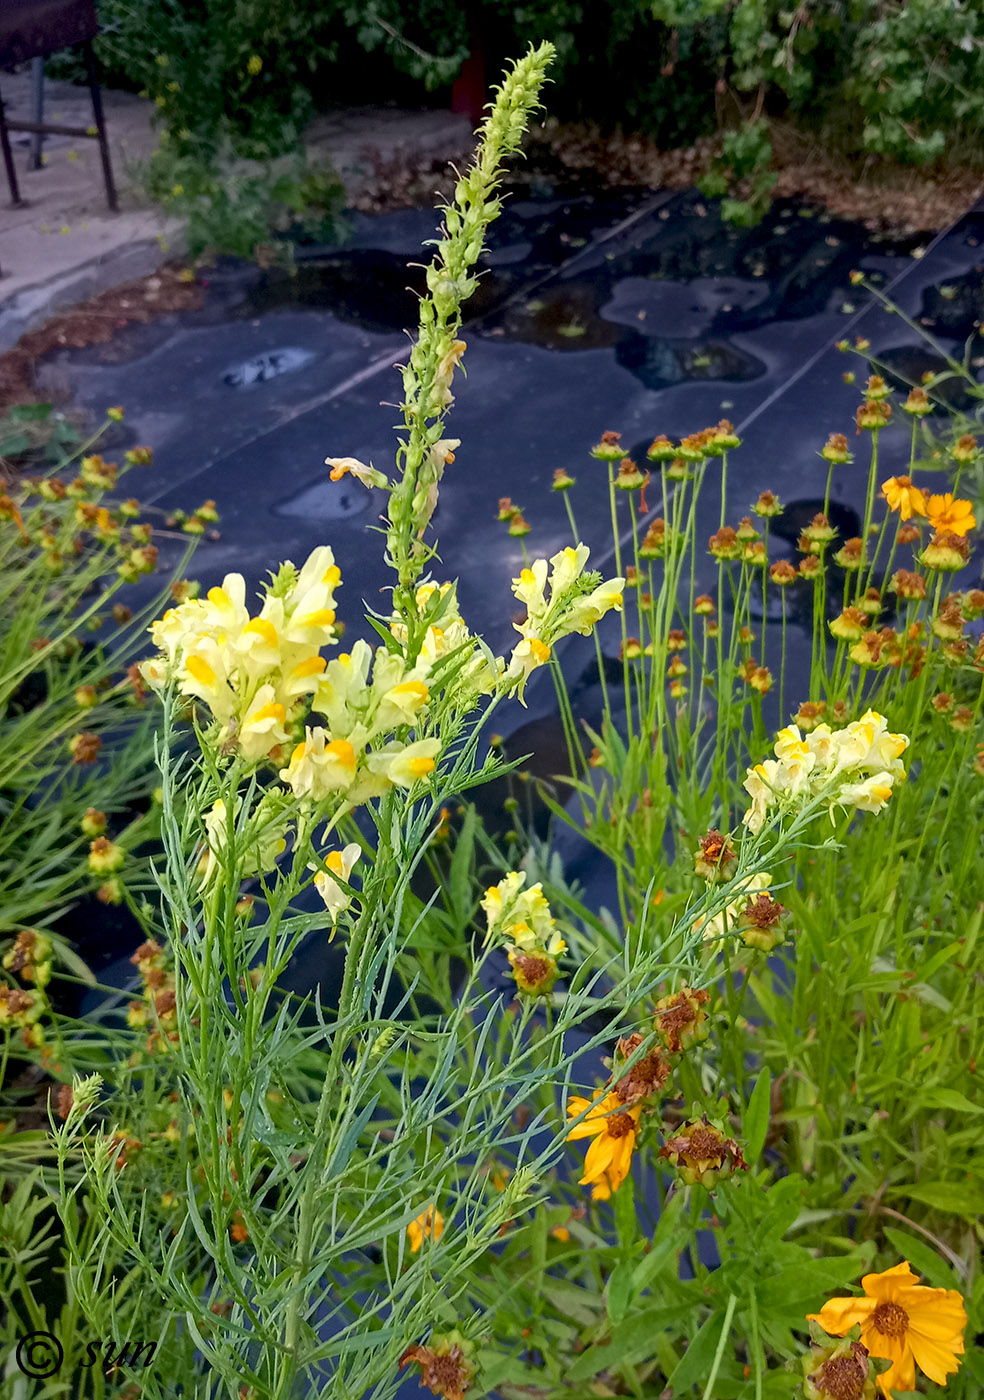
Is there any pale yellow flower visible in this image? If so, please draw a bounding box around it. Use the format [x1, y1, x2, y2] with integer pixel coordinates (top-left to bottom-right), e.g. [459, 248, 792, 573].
[366, 738, 440, 788]
[313, 843, 361, 922]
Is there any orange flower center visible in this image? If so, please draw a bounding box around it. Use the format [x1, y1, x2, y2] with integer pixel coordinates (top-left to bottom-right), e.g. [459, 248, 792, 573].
[606, 1113, 635, 1139]
[872, 1301, 908, 1337]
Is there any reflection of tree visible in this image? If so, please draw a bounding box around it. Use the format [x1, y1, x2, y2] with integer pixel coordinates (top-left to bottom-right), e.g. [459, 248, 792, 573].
[615, 334, 765, 390]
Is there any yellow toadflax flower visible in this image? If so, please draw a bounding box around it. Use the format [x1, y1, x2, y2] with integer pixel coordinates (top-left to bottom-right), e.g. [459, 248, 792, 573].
[313, 844, 361, 924]
[325, 456, 389, 490]
[407, 1204, 444, 1252]
[566, 1090, 640, 1199]
[807, 1260, 967, 1398]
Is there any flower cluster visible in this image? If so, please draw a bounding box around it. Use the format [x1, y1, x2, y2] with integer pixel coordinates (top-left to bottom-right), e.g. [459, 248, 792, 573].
[126, 940, 180, 1054]
[506, 545, 624, 695]
[807, 1260, 966, 1398]
[144, 550, 458, 805]
[145, 548, 342, 762]
[743, 711, 910, 834]
[566, 984, 726, 1200]
[2, 930, 53, 989]
[481, 871, 567, 995]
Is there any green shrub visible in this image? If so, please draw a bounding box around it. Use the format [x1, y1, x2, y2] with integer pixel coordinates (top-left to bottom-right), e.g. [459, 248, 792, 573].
[0, 416, 200, 1015]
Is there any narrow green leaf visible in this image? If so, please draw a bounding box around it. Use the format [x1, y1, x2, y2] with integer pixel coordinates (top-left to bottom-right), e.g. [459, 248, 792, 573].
[882, 1227, 964, 1291]
[744, 1067, 772, 1164]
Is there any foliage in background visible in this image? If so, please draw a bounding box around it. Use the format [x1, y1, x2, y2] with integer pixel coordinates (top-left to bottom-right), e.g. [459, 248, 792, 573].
[79, 0, 984, 237]
[4, 41, 984, 1400]
[80, 0, 346, 257]
[0, 414, 202, 1019]
[0, 404, 81, 474]
[475, 367, 984, 1392]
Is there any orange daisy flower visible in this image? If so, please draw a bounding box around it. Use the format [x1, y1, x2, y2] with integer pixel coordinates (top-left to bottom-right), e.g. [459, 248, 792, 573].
[925, 493, 976, 537]
[807, 1260, 966, 1397]
[881, 476, 926, 521]
[407, 1204, 444, 1253]
[566, 1090, 640, 1199]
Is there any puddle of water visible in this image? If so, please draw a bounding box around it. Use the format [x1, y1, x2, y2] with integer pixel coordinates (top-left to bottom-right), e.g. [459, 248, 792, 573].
[222, 346, 317, 388]
[616, 334, 765, 390]
[875, 344, 979, 412]
[917, 265, 984, 338]
[275, 472, 371, 522]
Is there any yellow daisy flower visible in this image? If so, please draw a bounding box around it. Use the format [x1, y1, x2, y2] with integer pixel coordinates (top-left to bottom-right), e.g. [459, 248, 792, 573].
[566, 1091, 640, 1199]
[807, 1260, 966, 1397]
[925, 493, 976, 537]
[881, 476, 926, 522]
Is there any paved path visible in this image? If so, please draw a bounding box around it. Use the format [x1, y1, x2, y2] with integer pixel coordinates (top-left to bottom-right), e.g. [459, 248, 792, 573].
[0, 70, 471, 348]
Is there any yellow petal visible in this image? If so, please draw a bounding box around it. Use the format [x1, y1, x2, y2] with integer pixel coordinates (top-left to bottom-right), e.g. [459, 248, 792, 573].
[872, 1336, 915, 1398]
[581, 1132, 616, 1184]
[907, 1330, 963, 1385]
[806, 1297, 877, 1336]
[862, 1261, 918, 1298]
[186, 655, 216, 686]
[900, 1286, 968, 1341]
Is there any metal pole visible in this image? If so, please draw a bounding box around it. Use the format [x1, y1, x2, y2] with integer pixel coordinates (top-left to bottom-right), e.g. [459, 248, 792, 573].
[29, 56, 44, 170]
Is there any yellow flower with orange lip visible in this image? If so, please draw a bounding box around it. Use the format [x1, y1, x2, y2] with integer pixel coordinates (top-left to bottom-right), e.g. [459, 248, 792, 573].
[233, 616, 281, 675]
[278, 653, 328, 701]
[325, 456, 388, 489]
[925, 493, 975, 537]
[566, 1090, 641, 1199]
[366, 738, 440, 788]
[279, 727, 360, 799]
[313, 843, 361, 923]
[807, 1260, 966, 1398]
[407, 1204, 444, 1252]
[881, 476, 926, 521]
[506, 634, 552, 688]
[238, 686, 289, 760]
[180, 639, 238, 722]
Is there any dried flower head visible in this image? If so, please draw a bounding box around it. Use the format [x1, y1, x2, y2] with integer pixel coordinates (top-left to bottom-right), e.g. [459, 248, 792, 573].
[654, 986, 711, 1054]
[753, 489, 783, 517]
[591, 430, 624, 461]
[833, 538, 865, 570]
[802, 1334, 875, 1400]
[888, 570, 926, 601]
[920, 532, 969, 572]
[709, 526, 741, 561]
[829, 607, 868, 642]
[902, 386, 932, 417]
[694, 830, 738, 883]
[856, 400, 891, 432]
[736, 891, 792, 952]
[69, 732, 102, 765]
[613, 1033, 672, 1104]
[614, 457, 647, 490]
[659, 1116, 747, 1189]
[646, 434, 676, 462]
[821, 433, 852, 464]
[399, 1331, 476, 1400]
[794, 700, 826, 731]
